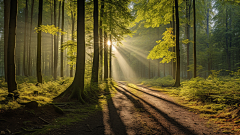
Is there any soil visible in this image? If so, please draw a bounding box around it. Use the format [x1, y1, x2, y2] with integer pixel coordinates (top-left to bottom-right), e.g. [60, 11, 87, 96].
[0, 82, 233, 135]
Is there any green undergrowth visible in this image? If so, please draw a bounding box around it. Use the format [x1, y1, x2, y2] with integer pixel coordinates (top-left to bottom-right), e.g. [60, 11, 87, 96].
[140, 69, 240, 134]
[0, 76, 73, 109]
[140, 75, 175, 87]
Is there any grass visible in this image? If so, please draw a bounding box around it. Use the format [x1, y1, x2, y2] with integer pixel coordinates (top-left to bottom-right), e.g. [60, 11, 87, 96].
[139, 69, 240, 134]
[0, 76, 115, 135]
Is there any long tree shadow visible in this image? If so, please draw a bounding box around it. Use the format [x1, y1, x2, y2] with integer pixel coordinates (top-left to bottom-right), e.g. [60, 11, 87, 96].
[115, 84, 197, 135]
[118, 82, 196, 111]
[105, 84, 128, 135]
[113, 86, 171, 135]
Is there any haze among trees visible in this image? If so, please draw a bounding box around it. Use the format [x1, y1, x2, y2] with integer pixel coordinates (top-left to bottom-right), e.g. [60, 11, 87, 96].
[0, 0, 240, 134]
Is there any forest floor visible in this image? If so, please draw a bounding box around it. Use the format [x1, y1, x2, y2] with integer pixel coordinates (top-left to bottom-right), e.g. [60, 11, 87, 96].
[0, 82, 235, 135]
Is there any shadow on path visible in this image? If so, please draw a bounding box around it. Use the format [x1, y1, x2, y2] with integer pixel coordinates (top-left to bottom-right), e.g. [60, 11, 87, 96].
[116, 84, 197, 135]
[106, 85, 128, 135]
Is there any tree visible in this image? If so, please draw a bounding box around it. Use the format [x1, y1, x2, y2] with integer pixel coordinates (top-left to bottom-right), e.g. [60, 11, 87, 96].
[174, 0, 180, 87]
[58, 0, 86, 101]
[7, 0, 18, 93]
[61, 0, 65, 77]
[23, 0, 29, 77]
[37, 0, 43, 83]
[28, 0, 34, 76]
[54, 0, 57, 80]
[4, 0, 10, 82]
[91, 0, 99, 84]
[99, 0, 104, 81]
[193, 0, 197, 78]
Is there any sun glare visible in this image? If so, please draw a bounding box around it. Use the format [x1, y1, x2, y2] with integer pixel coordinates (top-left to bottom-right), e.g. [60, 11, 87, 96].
[107, 41, 111, 46]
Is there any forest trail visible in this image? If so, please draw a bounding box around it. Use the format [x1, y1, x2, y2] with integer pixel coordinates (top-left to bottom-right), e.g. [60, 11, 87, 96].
[47, 82, 228, 135]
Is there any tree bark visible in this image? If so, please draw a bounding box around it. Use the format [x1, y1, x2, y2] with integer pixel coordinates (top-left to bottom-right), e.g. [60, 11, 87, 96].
[54, 0, 57, 80]
[60, 0, 64, 77]
[23, 0, 29, 77]
[104, 31, 108, 80]
[59, 0, 85, 101]
[4, 0, 10, 82]
[174, 0, 180, 87]
[99, 0, 104, 81]
[7, 0, 18, 93]
[37, 0, 43, 83]
[70, 10, 74, 77]
[91, 0, 99, 84]
[172, 6, 176, 80]
[193, 0, 197, 78]
[185, 0, 190, 79]
[28, 0, 34, 76]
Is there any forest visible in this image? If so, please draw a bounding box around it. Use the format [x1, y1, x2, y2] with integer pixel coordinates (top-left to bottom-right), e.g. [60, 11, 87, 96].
[0, 0, 240, 134]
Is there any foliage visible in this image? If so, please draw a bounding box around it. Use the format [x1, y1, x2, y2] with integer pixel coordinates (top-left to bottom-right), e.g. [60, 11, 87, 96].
[147, 28, 175, 63]
[61, 40, 77, 67]
[141, 75, 175, 86]
[34, 25, 66, 35]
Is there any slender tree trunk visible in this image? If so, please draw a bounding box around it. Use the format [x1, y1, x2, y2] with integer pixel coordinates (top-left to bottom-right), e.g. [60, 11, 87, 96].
[7, 0, 18, 93]
[4, 0, 10, 81]
[109, 34, 112, 79]
[225, 7, 230, 71]
[91, 0, 99, 84]
[164, 63, 165, 77]
[51, 0, 54, 77]
[148, 60, 150, 79]
[37, 0, 43, 83]
[28, 0, 34, 76]
[185, 0, 190, 79]
[23, 0, 29, 76]
[174, 0, 180, 87]
[54, 0, 57, 80]
[193, 0, 197, 78]
[99, 0, 104, 81]
[60, 0, 64, 77]
[104, 31, 108, 80]
[172, 6, 176, 79]
[158, 60, 160, 77]
[70, 11, 74, 77]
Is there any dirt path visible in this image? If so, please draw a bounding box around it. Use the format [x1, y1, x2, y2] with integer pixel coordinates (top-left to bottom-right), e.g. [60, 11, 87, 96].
[46, 82, 228, 135]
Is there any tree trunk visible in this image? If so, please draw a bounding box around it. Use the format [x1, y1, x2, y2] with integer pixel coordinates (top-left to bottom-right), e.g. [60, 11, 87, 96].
[104, 31, 108, 80]
[7, 0, 18, 93]
[174, 0, 180, 87]
[54, 0, 57, 80]
[59, 0, 86, 102]
[4, 0, 10, 82]
[99, 0, 104, 81]
[23, 0, 29, 76]
[172, 6, 176, 79]
[37, 0, 43, 83]
[225, 7, 231, 71]
[109, 34, 112, 79]
[148, 60, 150, 79]
[185, 0, 190, 79]
[28, 0, 34, 76]
[60, 0, 64, 77]
[91, 0, 99, 84]
[51, 0, 54, 77]
[70, 11, 74, 77]
[193, 0, 197, 78]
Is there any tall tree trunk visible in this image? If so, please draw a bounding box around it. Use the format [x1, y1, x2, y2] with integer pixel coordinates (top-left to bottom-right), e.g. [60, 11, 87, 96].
[174, 0, 180, 87]
[37, 0, 43, 83]
[59, 0, 86, 102]
[185, 0, 190, 79]
[172, 6, 176, 79]
[23, 0, 29, 76]
[4, 0, 10, 81]
[28, 0, 34, 76]
[91, 0, 99, 84]
[104, 31, 108, 80]
[60, 0, 64, 77]
[70, 11, 74, 77]
[99, 0, 104, 81]
[7, 0, 18, 93]
[54, 0, 57, 80]
[225, 7, 230, 71]
[109, 34, 112, 79]
[193, 0, 197, 78]
[51, 0, 54, 77]
[57, 1, 61, 77]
